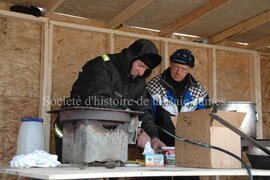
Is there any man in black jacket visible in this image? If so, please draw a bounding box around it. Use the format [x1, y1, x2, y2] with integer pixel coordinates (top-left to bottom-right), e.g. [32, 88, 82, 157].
[55, 39, 165, 161]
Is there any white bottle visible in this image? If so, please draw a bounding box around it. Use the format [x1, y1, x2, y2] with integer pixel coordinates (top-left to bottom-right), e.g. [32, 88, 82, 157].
[16, 118, 45, 154]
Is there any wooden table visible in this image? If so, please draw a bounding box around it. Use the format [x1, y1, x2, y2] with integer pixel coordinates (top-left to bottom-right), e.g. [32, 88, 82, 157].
[1, 166, 270, 179]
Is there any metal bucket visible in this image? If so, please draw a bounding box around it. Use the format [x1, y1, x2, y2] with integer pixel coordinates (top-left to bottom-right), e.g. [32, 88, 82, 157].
[215, 101, 257, 138]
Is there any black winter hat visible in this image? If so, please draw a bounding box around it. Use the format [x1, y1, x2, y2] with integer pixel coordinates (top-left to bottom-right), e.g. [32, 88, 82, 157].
[128, 39, 162, 70]
[170, 49, 195, 68]
[139, 54, 162, 70]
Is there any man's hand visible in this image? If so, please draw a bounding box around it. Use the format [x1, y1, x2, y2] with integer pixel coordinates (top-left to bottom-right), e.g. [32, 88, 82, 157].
[151, 137, 166, 150]
[136, 130, 166, 150]
[136, 130, 151, 148]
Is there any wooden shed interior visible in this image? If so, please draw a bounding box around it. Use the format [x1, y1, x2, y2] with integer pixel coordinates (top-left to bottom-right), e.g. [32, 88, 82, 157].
[0, 0, 270, 179]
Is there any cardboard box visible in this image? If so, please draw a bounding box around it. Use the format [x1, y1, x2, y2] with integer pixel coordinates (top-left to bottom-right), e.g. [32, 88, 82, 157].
[175, 109, 246, 168]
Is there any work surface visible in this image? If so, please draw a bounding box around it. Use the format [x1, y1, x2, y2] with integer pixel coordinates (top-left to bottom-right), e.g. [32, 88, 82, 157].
[1, 166, 270, 179]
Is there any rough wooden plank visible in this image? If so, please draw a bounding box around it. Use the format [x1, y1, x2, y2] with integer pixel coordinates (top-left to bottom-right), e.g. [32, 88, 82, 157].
[160, 0, 232, 37]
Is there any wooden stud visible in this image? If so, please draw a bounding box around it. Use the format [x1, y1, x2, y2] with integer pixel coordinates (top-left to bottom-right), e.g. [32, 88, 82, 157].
[106, 0, 154, 29]
[212, 48, 217, 101]
[160, 40, 169, 71]
[209, 9, 270, 44]
[39, 22, 50, 152]
[254, 53, 263, 138]
[45, 22, 54, 151]
[106, 33, 115, 54]
[160, 0, 232, 37]
[39, 22, 53, 152]
[207, 48, 217, 101]
[249, 56, 256, 102]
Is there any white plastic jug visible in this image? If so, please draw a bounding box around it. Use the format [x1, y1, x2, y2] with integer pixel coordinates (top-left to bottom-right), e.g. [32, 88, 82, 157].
[16, 118, 44, 154]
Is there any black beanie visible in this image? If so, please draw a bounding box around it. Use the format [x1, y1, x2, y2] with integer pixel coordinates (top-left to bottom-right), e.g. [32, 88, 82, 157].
[140, 54, 162, 70]
[170, 49, 195, 68]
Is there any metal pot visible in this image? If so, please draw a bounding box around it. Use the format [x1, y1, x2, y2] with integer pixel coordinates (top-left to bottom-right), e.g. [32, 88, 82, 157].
[215, 101, 257, 138]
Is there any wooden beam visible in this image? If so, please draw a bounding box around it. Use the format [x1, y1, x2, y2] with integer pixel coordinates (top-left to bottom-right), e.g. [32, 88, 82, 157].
[106, 0, 154, 29]
[254, 53, 263, 138]
[209, 9, 270, 44]
[45, 0, 65, 16]
[247, 35, 270, 50]
[160, 40, 169, 71]
[208, 48, 217, 101]
[249, 55, 256, 103]
[216, 40, 247, 49]
[106, 33, 115, 54]
[159, 0, 231, 37]
[50, 20, 258, 54]
[0, 9, 48, 23]
[39, 23, 53, 151]
[259, 51, 270, 56]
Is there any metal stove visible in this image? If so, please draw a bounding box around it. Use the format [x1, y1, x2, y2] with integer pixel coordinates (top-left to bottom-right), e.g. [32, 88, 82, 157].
[58, 106, 143, 163]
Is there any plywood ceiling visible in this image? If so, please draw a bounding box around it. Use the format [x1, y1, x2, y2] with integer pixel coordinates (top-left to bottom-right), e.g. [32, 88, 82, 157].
[178, 0, 270, 37]
[126, 0, 209, 30]
[56, 0, 134, 22]
[2, 0, 270, 52]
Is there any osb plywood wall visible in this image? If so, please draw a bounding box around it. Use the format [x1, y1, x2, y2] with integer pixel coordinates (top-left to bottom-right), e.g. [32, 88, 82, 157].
[261, 55, 270, 138]
[216, 50, 253, 101]
[0, 18, 41, 180]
